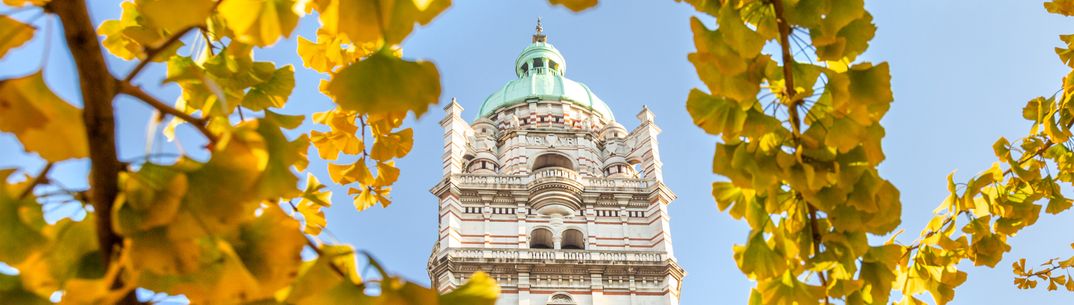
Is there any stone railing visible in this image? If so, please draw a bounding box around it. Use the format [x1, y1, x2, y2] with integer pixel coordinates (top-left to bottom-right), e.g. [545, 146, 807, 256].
[443, 248, 666, 264]
[452, 171, 650, 190]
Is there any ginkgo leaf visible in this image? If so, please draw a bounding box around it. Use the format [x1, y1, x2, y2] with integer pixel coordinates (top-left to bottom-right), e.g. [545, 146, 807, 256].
[327, 52, 441, 117]
[135, 0, 214, 33]
[547, 0, 597, 12]
[231, 207, 306, 299]
[351, 187, 377, 211]
[733, 231, 787, 280]
[370, 128, 414, 161]
[1045, 0, 1074, 16]
[0, 274, 50, 305]
[243, 65, 295, 111]
[0, 169, 47, 265]
[17, 217, 100, 297]
[218, 0, 300, 46]
[314, 0, 451, 45]
[440, 271, 500, 305]
[113, 163, 188, 235]
[286, 245, 366, 305]
[0, 72, 89, 161]
[98, 1, 177, 61]
[139, 239, 261, 304]
[0, 15, 34, 59]
[686, 89, 748, 138]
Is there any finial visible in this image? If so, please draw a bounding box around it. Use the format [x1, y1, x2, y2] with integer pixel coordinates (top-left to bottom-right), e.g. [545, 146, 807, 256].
[532, 17, 547, 43]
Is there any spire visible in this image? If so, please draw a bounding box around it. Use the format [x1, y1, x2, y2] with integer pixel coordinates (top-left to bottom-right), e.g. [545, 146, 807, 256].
[532, 17, 547, 43]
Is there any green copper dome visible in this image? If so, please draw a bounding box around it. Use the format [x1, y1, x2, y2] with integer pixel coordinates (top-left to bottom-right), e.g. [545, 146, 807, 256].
[476, 32, 614, 120]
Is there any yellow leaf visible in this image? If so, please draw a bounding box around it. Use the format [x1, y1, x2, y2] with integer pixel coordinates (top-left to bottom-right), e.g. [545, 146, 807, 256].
[219, 0, 300, 46]
[1046, 0, 1074, 16]
[113, 163, 188, 235]
[314, 0, 450, 45]
[352, 187, 377, 211]
[440, 271, 500, 305]
[370, 128, 414, 161]
[547, 0, 597, 12]
[286, 245, 366, 305]
[97, 1, 177, 61]
[0, 72, 89, 161]
[0, 274, 50, 305]
[375, 160, 400, 187]
[0, 15, 34, 59]
[230, 207, 306, 299]
[17, 216, 99, 297]
[327, 52, 441, 117]
[136, 0, 214, 33]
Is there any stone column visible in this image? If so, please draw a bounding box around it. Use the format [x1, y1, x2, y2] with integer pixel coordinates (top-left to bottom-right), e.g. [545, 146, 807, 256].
[441, 98, 471, 176]
[630, 106, 664, 181]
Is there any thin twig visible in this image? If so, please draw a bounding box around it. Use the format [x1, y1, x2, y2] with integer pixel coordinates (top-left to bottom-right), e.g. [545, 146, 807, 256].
[117, 81, 217, 147]
[122, 26, 198, 83]
[18, 162, 53, 199]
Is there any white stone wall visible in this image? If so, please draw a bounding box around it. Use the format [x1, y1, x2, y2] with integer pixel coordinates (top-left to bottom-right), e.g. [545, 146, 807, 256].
[429, 99, 684, 305]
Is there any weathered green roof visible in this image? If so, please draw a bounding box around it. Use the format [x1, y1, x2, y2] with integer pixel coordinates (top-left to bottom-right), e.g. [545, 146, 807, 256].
[476, 41, 614, 120]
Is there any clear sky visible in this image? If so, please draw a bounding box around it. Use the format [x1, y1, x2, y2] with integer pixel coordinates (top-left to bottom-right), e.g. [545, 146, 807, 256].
[2, 0, 1074, 304]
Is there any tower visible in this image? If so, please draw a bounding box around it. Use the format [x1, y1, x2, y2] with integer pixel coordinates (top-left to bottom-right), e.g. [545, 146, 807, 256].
[428, 21, 685, 305]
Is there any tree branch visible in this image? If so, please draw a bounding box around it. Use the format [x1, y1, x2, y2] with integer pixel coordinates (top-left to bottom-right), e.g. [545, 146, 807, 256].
[117, 81, 217, 147]
[47, 0, 137, 304]
[122, 26, 197, 83]
[18, 162, 53, 199]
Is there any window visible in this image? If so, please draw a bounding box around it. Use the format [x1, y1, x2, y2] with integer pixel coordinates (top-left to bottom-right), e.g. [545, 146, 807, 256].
[530, 228, 553, 249]
[562, 229, 585, 250]
[520, 63, 528, 75]
[549, 60, 559, 71]
[533, 58, 544, 68]
[532, 154, 573, 170]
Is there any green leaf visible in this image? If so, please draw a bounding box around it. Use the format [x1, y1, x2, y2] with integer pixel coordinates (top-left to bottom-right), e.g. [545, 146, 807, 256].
[0, 169, 47, 265]
[686, 89, 748, 137]
[733, 231, 787, 280]
[327, 52, 441, 117]
[113, 163, 188, 235]
[0, 72, 88, 162]
[16, 217, 100, 296]
[0, 15, 34, 59]
[242, 65, 296, 111]
[0, 274, 50, 305]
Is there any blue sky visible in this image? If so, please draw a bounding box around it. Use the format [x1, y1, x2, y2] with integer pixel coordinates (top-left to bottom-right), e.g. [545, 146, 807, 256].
[2, 0, 1074, 304]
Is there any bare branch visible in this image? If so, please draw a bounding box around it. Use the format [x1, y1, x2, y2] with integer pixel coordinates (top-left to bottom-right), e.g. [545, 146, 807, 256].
[122, 26, 197, 83]
[117, 81, 217, 148]
[18, 162, 53, 199]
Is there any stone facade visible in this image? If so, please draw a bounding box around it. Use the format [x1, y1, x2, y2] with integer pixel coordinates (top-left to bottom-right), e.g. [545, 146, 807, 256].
[428, 26, 685, 305]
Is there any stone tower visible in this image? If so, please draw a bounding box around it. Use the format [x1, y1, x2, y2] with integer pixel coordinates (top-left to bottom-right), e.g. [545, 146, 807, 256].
[428, 21, 685, 305]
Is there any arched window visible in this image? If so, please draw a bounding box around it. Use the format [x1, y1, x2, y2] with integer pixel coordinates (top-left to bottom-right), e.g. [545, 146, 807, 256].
[530, 228, 553, 249]
[547, 293, 577, 305]
[532, 154, 573, 171]
[561, 229, 585, 250]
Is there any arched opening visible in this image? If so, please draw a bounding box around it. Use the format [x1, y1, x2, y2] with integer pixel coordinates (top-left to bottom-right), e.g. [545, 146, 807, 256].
[532, 154, 573, 171]
[530, 228, 553, 249]
[561, 229, 585, 250]
[547, 293, 577, 305]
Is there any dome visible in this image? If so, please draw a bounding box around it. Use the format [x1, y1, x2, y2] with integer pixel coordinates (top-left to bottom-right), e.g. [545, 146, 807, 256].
[475, 24, 614, 121]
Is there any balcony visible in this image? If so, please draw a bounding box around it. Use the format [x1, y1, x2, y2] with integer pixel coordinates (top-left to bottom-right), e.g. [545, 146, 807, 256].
[441, 247, 667, 265]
